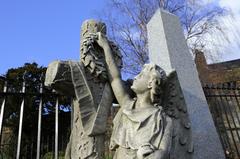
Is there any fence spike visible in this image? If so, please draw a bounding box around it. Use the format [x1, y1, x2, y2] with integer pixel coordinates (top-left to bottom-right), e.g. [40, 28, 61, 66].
[36, 81, 43, 159]
[16, 78, 26, 159]
[0, 80, 7, 138]
[55, 97, 59, 159]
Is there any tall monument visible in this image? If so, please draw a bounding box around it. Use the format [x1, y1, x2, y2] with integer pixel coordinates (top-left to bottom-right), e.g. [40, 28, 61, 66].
[147, 9, 225, 159]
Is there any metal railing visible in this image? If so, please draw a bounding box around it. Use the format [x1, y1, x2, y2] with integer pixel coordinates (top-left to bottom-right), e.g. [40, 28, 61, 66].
[203, 83, 240, 159]
[0, 76, 71, 158]
[3, 74, 239, 159]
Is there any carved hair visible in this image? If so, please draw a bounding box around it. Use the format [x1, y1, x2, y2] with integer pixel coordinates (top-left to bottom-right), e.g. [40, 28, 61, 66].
[144, 64, 166, 104]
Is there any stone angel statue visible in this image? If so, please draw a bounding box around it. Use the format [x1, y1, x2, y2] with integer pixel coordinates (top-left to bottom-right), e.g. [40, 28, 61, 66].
[94, 32, 193, 159]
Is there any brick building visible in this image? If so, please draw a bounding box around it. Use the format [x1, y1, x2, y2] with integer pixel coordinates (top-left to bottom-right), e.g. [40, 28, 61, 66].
[195, 51, 240, 158]
[195, 50, 240, 86]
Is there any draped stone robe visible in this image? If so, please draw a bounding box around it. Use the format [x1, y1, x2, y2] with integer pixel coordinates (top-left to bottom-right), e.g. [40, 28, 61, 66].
[110, 99, 173, 159]
[45, 60, 113, 159]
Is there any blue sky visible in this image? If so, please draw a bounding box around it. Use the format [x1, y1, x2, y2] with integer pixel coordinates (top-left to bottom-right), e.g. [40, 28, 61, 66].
[204, 0, 240, 62]
[0, 0, 239, 75]
[0, 0, 107, 74]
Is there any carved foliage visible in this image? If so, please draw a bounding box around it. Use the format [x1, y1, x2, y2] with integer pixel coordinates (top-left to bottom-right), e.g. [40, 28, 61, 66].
[80, 20, 122, 82]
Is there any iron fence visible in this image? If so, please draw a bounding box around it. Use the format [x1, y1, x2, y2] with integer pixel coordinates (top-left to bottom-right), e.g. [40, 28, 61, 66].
[0, 76, 117, 159]
[0, 76, 71, 159]
[2, 74, 240, 159]
[203, 83, 240, 159]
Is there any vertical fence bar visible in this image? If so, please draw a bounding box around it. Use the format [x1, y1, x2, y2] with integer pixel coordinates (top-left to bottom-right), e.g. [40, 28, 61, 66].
[218, 85, 240, 157]
[36, 82, 43, 159]
[223, 85, 240, 143]
[234, 89, 240, 112]
[229, 85, 240, 158]
[55, 97, 59, 159]
[16, 79, 26, 159]
[204, 85, 232, 156]
[0, 81, 7, 136]
[209, 85, 233, 157]
[204, 86, 225, 149]
[232, 85, 240, 124]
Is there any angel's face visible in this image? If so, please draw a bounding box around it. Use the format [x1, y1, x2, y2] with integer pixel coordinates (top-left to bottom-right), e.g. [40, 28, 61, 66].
[131, 66, 151, 94]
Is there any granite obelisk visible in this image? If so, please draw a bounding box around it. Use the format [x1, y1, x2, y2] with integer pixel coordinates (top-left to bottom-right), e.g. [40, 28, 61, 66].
[147, 9, 225, 159]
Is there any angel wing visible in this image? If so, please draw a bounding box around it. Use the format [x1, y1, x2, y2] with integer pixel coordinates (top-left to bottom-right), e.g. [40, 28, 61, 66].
[162, 70, 193, 159]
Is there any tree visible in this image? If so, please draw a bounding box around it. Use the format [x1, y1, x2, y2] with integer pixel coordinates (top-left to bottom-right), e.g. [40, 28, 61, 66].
[99, 0, 228, 76]
[0, 63, 71, 158]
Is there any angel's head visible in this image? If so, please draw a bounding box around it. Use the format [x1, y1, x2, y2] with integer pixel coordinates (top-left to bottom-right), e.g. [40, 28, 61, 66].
[131, 63, 166, 104]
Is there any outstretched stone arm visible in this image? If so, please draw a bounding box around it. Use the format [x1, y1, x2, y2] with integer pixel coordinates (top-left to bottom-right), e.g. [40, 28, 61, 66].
[96, 32, 131, 107]
[45, 60, 75, 96]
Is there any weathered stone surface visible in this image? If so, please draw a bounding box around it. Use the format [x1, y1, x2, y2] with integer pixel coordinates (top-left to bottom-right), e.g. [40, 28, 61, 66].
[45, 60, 113, 159]
[95, 30, 193, 159]
[45, 20, 122, 159]
[45, 60, 74, 96]
[147, 9, 225, 159]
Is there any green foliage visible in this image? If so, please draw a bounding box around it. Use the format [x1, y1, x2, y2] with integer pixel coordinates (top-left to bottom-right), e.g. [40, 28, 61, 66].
[0, 62, 71, 157]
[104, 155, 113, 159]
[42, 151, 65, 159]
[0, 152, 11, 159]
[4, 63, 47, 124]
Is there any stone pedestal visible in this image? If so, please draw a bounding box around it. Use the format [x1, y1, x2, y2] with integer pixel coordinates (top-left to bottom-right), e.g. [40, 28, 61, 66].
[147, 9, 225, 159]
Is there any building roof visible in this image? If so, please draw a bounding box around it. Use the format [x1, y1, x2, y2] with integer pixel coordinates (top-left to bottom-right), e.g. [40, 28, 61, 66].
[208, 59, 240, 70]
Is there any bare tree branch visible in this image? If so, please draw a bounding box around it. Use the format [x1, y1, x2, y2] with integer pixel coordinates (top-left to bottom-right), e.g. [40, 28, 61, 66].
[99, 0, 228, 77]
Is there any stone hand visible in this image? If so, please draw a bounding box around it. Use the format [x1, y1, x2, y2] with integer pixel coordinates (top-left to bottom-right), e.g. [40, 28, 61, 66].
[146, 149, 168, 159]
[137, 145, 154, 159]
[95, 32, 109, 48]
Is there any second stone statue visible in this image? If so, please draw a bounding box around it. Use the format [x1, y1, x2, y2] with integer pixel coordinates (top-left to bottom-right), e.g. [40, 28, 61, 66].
[45, 20, 122, 159]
